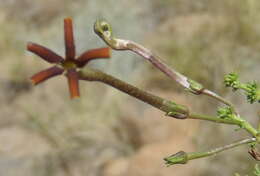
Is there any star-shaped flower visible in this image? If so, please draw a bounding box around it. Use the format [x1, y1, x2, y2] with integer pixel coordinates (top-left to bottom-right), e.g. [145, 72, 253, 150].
[27, 18, 110, 98]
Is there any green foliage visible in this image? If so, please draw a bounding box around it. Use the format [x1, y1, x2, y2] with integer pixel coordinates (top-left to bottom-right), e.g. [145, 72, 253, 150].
[245, 82, 260, 104]
[217, 106, 235, 119]
[224, 73, 240, 91]
[224, 73, 260, 103]
[187, 79, 204, 94]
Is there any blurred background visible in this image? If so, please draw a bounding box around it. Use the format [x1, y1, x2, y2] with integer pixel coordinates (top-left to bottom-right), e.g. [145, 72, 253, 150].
[0, 0, 259, 175]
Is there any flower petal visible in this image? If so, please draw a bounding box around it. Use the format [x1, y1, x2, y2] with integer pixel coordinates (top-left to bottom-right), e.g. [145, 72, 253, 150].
[67, 69, 80, 99]
[64, 18, 75, 60]
[31, 66, 64, 85]
[76, 47, 111, 67]
[27, 42, 64, 63]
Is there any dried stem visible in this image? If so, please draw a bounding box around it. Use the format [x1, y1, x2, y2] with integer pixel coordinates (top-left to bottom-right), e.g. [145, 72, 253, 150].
[79, 68, 189, 119]
[93, 19, 236, 109]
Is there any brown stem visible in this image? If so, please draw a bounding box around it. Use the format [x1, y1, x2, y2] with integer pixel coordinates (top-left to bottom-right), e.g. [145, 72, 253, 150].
[79, 68, 189, 119]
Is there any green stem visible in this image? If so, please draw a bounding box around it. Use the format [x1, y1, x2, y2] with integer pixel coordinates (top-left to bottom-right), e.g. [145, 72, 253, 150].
[165, 137, 256, 165]
[239, 84, 251, 92]
[189, 113, 241, 125]
[242, 121, 259, 137]
[258, 112, 260, 131]
[202, 89, 232, 106]
[189, 138, 255, 158]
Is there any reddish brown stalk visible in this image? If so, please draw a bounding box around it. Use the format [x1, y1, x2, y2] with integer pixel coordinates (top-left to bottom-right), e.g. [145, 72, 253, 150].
[27, 42, 63, 63]
[31, 66, 64, 85]
[77, 47, 110, 67]
[67, 69, 80, 98]
[64, 18, 75, 60]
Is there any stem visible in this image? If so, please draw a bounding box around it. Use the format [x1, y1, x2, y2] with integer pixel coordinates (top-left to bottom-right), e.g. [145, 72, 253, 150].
[239, 84, 251, 92]
[79, 68, 244, 125]
[127, 41, 190, 89]
[189, 113, 241, 125]
[189, 138, 255, 159]
[165, 137, 256, 165]
[202, 89, 233, 108]
[79, 68, 189, 119]
[93, 19, 235, 108]
[242, 121, 259, 137]
[79, 68, 259, 137]
[257, 111, 260, 131]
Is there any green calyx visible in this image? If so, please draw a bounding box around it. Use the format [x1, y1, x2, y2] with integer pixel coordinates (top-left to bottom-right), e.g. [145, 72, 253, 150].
[164, 151, 188, 166]
[61, 60, 77, 69]
[187, 79, 204, 95]
[166, 111, 187, 119]
[94, 19, 116, 48]
[164, 101, 189, 119]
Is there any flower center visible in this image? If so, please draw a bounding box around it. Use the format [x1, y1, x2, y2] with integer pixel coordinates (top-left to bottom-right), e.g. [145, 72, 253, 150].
[61, 60, 77, 70]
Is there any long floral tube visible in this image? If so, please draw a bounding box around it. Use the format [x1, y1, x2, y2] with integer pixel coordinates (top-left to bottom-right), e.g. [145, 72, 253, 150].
[93, 19, 235, 108]
[64, 18, 75, 60]
[27, 42, 64, 63]
[67, 69, 80, 98]
[76, 47, 110, 67]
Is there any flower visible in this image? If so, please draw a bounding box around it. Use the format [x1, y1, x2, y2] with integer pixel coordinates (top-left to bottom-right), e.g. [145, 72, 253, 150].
[224, 73, 240, 91]
[245, 82, 260, 104]
[164, 151, 188, 165]
[217, 106, 234, 119]
[27, 18, 110, 98]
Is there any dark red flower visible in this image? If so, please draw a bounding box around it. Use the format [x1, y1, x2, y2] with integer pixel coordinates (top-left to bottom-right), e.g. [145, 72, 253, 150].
[27, 18, 110, 98]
